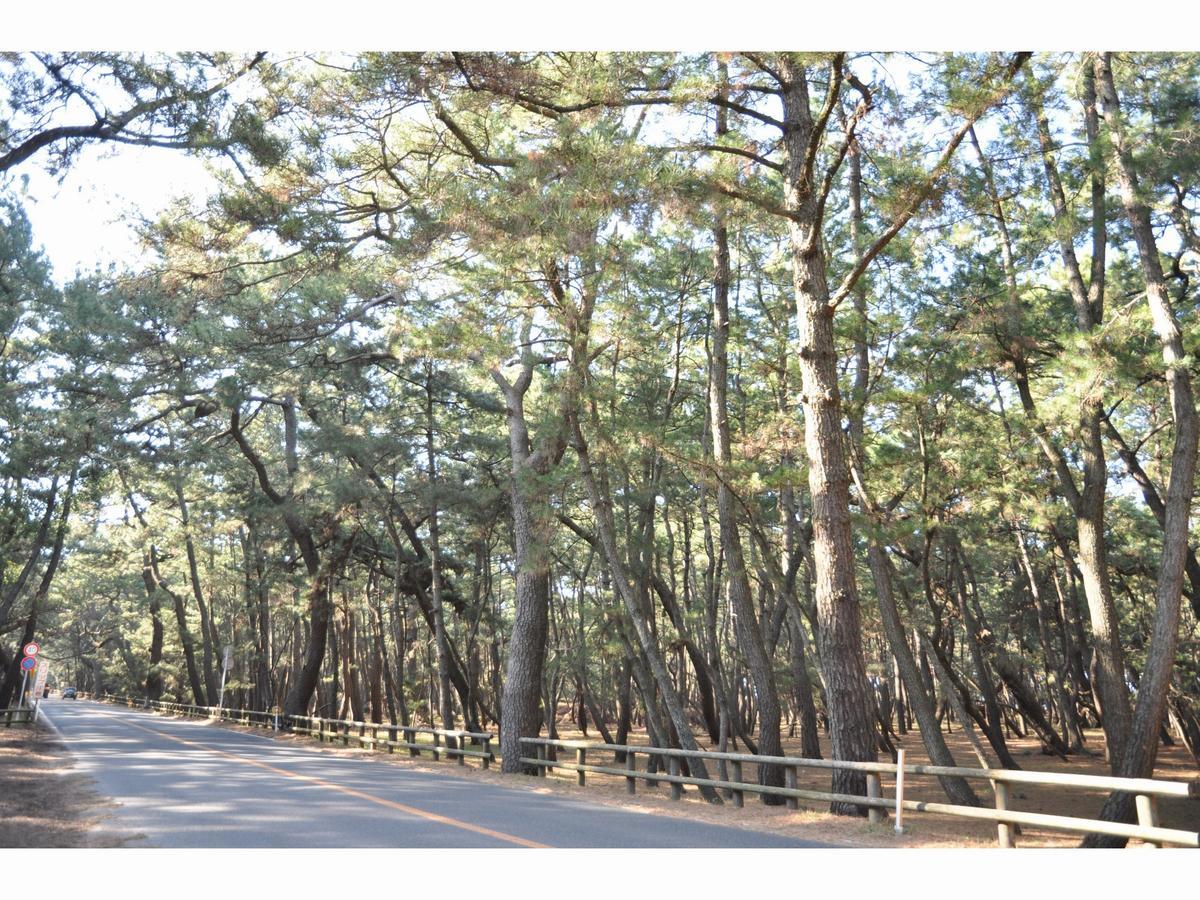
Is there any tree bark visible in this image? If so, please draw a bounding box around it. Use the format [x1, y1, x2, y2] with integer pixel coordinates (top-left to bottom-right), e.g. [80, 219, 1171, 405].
[779, 53, 878, 815]
[571, 408, 723, 803]
[174, 476, 219, 707]
[1083, 52, 1200, 845]
[976, 115, 1132, 762]
[708, 75, 786, 798]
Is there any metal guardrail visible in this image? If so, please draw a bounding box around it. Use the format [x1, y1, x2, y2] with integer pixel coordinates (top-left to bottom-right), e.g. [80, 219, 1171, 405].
[87, 693, 495, 769]
[2, 707, 34, 727]
[517, 737, 1200, 848]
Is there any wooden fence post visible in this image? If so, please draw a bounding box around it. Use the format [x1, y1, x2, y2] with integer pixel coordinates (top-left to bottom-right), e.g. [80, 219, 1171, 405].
[785, 766, 799, 811]
[576, 747, 587, 786]
[626, 750, 637, 795]
[669, 757, 682, 800]
[730, 760, 744, 808]
[866, 772, 883, 824]
[1135, 794, 1161, 848]
[993, 780, 1014, 848]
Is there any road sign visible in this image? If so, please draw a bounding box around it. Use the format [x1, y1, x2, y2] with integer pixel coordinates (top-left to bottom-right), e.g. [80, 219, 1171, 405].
[218, 646, 232, 713]
[32, 660, 50, 697]
[31, 659, 51, 723]
[20, 656, 37, 672]
[23, 642, 39, 657]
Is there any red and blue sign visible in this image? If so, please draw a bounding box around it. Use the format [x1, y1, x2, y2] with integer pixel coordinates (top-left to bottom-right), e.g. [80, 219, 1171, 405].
[20, 656, 37, 672]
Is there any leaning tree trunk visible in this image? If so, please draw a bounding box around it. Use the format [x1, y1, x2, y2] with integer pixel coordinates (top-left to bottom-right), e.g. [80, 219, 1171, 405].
[282, 529, 355, 717]
[571, 409, 723, 803]
[426, 364, 456, 745]
[974, 118, 1131, 763]
[708, 78, 786, 800]
[865, 536, 981, 806]
[0, 469, 74, 707]
[142, 559, 166, 703]
[151, 544, 206, 708]
[175, 477, 220, 708]
[1082, 52, 1200, 847]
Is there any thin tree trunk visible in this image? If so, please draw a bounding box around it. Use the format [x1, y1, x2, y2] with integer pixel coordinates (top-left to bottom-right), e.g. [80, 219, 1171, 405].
[571, 408, 723, 803]
[1083, 53, 1200, 845]
[175, 477, 219, 707]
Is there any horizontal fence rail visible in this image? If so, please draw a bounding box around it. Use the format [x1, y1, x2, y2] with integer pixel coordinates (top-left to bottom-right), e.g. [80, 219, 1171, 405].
[70, 694, 1198, 848]
[86, 693, 495, 769]
[2, 707, 34, 727]
[518, 737, 1200, 849]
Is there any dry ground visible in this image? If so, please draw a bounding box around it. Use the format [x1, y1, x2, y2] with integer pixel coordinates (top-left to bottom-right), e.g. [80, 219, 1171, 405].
[0, 719, 137, 848]
[205, 713, 1200, 849]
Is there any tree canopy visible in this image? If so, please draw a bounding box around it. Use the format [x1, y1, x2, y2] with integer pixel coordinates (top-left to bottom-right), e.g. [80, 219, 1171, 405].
[2, 51, 1199, 846]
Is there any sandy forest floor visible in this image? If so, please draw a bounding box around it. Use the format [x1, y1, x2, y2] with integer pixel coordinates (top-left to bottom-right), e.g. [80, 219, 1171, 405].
[4, 708, 1197, 848]
[0, 719, 135, 848]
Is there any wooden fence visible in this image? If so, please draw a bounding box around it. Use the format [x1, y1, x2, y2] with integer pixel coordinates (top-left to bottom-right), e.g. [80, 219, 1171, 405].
[518, 736, 1200, 848]
[92, 693, 494, 768]
[1, 707, 33, 726]
[75, 694, 1198, 848]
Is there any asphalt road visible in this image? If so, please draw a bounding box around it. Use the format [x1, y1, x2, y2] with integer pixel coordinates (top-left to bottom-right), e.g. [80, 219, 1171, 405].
[41, 699, 830, 848]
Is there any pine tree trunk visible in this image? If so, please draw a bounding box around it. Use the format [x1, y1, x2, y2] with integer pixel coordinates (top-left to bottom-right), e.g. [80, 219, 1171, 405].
[497, 384, 554, 774]
[708, 71, 786, 799]
[1083, 52, 1200, 846]
[176, 478, 219, 708]
[779, 54, 878, 815]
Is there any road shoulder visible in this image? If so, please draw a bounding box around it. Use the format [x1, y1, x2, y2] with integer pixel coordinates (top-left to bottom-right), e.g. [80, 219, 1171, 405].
[0, 715, 139, 848]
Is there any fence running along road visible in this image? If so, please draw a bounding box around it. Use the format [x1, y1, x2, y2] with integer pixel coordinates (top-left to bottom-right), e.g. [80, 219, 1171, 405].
[2, 707, 33, 726]
[42, 698, 819, 848]
[82, 693, 1200, 848]
[94, 694, 491, 764]
[521, 737, 1200, 848]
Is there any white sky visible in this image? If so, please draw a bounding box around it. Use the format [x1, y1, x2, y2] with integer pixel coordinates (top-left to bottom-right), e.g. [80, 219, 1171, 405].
[16, 144, 216, 283]
[4, 0, 1200, 50]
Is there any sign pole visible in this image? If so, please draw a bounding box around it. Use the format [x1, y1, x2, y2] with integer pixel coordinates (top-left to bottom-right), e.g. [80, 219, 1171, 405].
[31, 660, 51, 722]
[216, 645, 232, 717]
[18, 643, 40, 709]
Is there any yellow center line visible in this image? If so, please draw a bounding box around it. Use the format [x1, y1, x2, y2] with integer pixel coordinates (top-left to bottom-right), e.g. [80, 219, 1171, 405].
[86, 704, 550, 849]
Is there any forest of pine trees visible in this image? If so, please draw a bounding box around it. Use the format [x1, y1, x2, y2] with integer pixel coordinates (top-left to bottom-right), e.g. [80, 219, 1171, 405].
[3, 51, 1200, 846]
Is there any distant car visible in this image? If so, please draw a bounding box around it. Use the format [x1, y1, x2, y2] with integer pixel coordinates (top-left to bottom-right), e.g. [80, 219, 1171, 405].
[61, 687, 77, 699]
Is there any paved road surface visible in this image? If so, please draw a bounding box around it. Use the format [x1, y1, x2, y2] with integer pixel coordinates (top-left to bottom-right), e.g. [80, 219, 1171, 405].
[42, 699, 830, 848]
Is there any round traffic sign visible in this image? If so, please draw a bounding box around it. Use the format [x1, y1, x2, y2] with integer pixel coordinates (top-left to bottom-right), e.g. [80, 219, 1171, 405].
[22, 642, 39, 657]
[20, 656, 37, 672]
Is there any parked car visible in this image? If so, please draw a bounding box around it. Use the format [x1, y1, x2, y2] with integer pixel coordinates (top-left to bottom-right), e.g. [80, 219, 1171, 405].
[61, 687, 77, 699]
